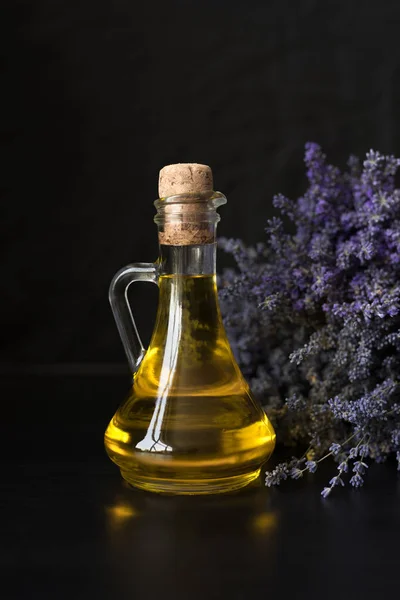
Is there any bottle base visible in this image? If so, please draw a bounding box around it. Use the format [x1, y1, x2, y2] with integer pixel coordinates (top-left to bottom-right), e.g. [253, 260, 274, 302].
[120, 467, 261, 495]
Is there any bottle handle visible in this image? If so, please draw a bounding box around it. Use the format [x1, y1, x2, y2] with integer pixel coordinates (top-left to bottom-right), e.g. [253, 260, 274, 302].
[109, 262, 159, 373]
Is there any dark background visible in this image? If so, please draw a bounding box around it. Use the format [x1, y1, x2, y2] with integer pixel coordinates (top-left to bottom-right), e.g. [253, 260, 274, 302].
[2, 6, 400, 595]
[3, 0, 400, 368]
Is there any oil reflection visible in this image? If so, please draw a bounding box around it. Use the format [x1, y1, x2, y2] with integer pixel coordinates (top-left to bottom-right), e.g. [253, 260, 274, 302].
[251, 510, 278, 535]
[104, 483, 279, 596]
[106, 502, 139, 529]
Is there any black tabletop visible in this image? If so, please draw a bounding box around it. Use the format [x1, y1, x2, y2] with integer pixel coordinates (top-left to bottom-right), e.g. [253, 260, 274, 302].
[1, 374, 399, 599]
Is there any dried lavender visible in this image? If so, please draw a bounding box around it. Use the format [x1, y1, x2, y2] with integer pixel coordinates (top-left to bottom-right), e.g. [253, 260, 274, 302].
[219, 143, 400, 494]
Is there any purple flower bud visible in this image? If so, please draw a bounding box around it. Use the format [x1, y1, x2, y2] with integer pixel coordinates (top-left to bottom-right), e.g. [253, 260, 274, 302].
[353, 461, 369, 475]
[290, 468, 303, 480]
[305, 460, 318, 473]
[350, 473, 364, 488]
[329, 443, 341, 455]
[329, 476, 345, 487]
[321, 487, 332, 498]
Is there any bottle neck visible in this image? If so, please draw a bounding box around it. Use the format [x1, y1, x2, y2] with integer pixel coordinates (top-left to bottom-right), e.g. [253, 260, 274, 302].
[154, 191, 226, 276]
[158, 242, 217, 276]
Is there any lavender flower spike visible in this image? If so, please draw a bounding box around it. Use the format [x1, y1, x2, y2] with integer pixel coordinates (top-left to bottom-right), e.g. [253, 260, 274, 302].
[219, 142, 400, 495]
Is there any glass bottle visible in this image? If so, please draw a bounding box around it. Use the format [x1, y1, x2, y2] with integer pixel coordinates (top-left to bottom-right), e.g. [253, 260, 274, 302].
[104, 163, 276, 494]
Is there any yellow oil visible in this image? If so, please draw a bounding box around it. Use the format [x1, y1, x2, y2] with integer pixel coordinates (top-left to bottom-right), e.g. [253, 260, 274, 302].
[105, 275, 276, 494]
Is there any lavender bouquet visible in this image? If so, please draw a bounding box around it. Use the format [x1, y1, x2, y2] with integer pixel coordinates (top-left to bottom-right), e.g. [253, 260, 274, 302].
[219, 143, 400, 496]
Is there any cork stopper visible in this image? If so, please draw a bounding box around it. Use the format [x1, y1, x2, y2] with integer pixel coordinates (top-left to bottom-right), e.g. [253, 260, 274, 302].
[158, 163, 213, 198]
[157, 163, 216, 246]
